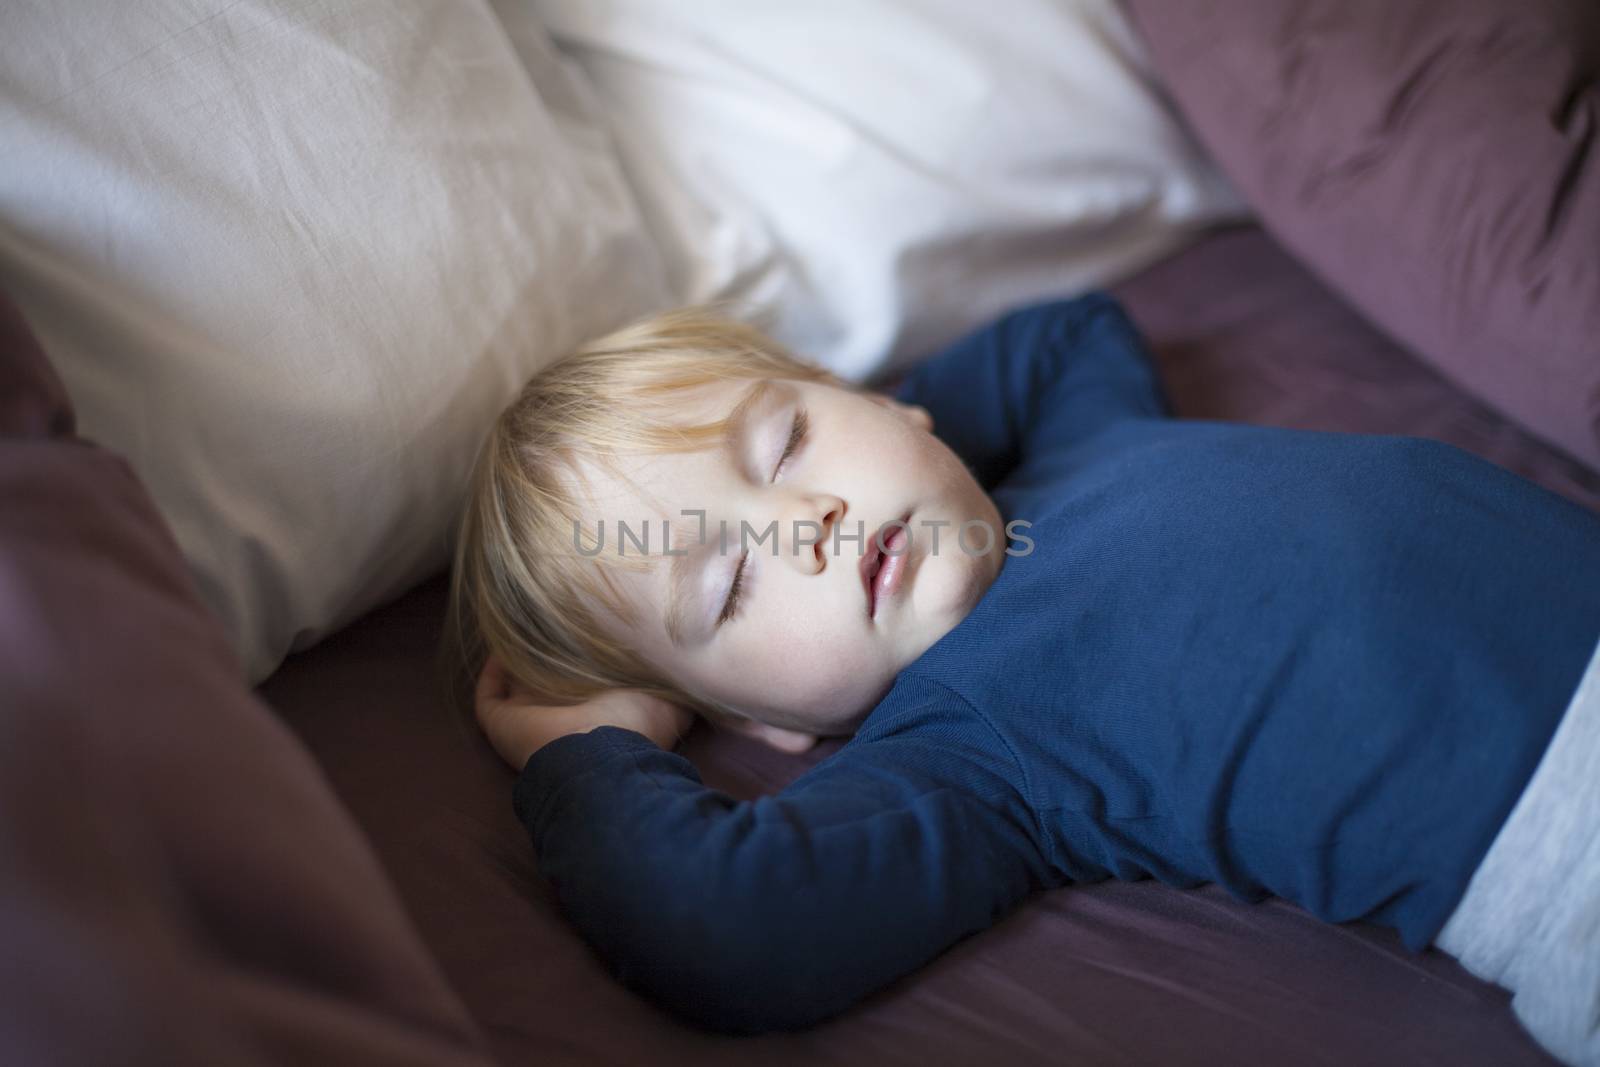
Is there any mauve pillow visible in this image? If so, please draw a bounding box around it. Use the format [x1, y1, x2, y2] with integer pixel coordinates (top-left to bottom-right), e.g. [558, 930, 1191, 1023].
[1125, 0, 1600, 471]
[0, 288, 496, 1065]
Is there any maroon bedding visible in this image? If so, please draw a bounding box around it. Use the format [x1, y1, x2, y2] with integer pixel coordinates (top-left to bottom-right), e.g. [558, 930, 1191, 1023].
[256, 223, 1596, 1065]
[0, 292, 496, 1066]
[1126, 0, 1600, 473]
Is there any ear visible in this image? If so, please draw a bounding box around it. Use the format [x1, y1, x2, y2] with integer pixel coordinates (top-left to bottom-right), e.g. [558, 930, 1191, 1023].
[865, 391, 933, 434]
[715, 715, 820, 754]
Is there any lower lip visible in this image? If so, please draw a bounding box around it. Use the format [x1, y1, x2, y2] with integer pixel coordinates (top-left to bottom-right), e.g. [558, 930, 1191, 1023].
[869, 523, 911, 617]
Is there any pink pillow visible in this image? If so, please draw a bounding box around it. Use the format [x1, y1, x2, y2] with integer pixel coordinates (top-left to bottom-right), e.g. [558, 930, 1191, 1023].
[1126, 0, 1600, 471]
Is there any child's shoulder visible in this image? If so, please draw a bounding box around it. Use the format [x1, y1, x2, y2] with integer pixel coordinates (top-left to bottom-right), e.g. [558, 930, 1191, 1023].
[1003, 417, 1499, 512]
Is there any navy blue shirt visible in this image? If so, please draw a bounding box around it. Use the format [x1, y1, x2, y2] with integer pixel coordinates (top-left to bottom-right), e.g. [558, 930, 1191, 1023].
[512, 293, 1600, 1034]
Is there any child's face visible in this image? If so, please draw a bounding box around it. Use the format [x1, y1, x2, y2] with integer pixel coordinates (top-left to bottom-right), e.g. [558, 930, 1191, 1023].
[567, 376, 1006, 747]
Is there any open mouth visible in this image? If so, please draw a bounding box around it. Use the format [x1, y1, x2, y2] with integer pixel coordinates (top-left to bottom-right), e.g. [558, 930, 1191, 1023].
[860, 511, 913, 619]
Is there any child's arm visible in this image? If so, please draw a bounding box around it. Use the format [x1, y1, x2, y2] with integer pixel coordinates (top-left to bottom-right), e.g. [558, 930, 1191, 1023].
[502, 684, 1054, 1034]
[890, 291, 1170, 491]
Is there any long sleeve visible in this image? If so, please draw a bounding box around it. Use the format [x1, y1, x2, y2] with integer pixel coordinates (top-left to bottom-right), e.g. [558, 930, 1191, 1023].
[512, 685, 1054, 1034]
[892, 291, 1171, 491]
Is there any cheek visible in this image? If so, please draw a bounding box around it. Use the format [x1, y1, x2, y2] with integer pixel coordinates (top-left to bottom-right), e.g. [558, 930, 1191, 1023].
[921, 435, 982, 499]
[879, 421, 970, 507]
[724, 621, 881, 714]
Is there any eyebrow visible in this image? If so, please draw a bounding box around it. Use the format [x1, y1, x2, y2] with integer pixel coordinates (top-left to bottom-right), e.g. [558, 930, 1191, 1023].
[663, 378, 777, 647]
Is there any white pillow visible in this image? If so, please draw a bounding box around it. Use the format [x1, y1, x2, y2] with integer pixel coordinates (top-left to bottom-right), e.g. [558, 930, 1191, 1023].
[0, 1, 671, 684]
[532, 0, 1251, 381]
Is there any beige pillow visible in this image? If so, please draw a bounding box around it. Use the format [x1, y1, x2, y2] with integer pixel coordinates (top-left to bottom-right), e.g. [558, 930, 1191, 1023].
[0, 0, 671, 683]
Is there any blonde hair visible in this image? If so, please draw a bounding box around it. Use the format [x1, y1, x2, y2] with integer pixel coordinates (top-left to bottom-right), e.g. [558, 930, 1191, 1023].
[437, 302, 848, 731]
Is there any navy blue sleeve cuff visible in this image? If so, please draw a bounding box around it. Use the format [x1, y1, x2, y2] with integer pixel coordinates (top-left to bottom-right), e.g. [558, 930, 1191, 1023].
[511, 725, 665, 844]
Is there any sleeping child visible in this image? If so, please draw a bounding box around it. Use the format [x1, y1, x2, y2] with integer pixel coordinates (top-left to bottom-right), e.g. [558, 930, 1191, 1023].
[446, 293, 1600, 1066]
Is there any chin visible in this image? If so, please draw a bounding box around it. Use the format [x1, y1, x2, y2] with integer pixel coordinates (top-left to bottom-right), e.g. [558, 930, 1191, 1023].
[799, 682, 889, 736]
[823, 706, 876, 737]
[913, 548, 963, 608]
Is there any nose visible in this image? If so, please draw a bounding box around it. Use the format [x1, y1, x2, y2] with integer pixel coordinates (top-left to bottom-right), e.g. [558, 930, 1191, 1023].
[778, 491, 846, 574]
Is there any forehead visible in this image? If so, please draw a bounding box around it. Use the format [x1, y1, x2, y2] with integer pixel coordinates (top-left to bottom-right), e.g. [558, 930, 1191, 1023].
[554, 448, 694, 648]
[562, 376, 758, 516]
[559, 376, 779, 616]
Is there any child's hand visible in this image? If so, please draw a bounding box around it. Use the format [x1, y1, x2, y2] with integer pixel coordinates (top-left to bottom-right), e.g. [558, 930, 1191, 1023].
[474, 655, 696, 770]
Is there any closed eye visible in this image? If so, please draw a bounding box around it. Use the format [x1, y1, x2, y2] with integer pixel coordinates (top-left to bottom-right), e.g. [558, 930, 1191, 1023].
[717, 407, 809, 627]
[773, 406, 808, 483]
[717, 549, 749, 626]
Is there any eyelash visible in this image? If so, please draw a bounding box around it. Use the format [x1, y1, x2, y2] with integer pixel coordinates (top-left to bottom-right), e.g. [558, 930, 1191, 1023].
[717, 407, 809, 626]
